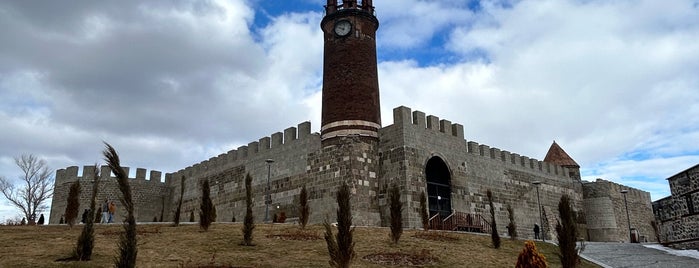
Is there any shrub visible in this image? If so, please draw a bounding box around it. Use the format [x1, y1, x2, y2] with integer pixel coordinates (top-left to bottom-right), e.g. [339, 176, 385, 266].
[299, 185, 310, 229]
[324, 182, 355, 268]
[487, 189, 501, 249]
[37, 214, 45, 225]
[75, 164, 101, 261]
[507, 204, 517, 240]
[274, 211, 287, 223]
[189, 211, 195, 222]
[241, 173, 255, 246]
[173, 176, 186, 226]
[60, 215, 64, 224]
[556, 194, 579, 268]
[104, 142, 137, 268]
[515, 240, 548, 268]
[389, 182, 403, 244]
[420, 191, 429, 231]
[65, 180, 81, 228]
[199, 179, 214, 231]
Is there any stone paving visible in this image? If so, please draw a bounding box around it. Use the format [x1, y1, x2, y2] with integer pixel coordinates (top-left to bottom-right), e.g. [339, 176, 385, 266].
[581, 242, 699, 268]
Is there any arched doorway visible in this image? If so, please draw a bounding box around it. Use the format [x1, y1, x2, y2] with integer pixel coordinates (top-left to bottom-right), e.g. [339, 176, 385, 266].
[426, 157, 451, 217]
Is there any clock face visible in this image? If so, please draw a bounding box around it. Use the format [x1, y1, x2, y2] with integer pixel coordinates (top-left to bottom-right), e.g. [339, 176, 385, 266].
[334, 20, 352, 37]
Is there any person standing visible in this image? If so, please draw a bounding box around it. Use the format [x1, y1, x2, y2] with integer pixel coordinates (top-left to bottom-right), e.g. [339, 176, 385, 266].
[108, 200, 116, 223]
[81, 209, 89, 224]
[101, 199, 109, 223]
[534, 224, 540, 240]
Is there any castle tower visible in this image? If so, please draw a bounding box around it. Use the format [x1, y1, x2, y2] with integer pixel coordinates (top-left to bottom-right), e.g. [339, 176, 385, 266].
[544, 141, 581, 180]
[320, 0, 381, 146]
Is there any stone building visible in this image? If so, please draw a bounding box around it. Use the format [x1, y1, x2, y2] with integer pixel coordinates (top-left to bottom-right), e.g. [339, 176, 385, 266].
[583, 179, 656, 242]
[49, 0, 656, 243]
[653, 164, 699, 249]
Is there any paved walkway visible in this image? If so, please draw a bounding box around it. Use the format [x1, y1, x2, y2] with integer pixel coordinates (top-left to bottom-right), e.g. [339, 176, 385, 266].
[581, 242, 699, 268]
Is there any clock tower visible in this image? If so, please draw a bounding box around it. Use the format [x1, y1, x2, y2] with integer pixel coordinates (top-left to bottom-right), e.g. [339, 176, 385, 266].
[320, 0, 380, 146]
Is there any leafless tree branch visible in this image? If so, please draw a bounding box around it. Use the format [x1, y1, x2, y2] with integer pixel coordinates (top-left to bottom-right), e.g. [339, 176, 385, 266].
[0, 154, 54, 224]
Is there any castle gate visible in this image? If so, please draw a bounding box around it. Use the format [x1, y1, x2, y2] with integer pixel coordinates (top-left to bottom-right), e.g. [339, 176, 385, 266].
[426, 156, 451, 217]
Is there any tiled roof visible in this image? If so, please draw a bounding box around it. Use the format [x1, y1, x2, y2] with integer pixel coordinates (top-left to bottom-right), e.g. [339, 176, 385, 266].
[543, 141, 580, 168]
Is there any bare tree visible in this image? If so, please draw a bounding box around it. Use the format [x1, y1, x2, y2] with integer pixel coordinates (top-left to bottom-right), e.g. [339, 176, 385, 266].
[0, 154, 54, 224]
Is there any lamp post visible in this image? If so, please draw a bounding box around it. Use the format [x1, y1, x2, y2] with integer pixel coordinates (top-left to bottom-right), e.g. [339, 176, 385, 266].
[437, 195, 442, 217]
[621, 189, 632, 242]
[532, 181, 545, 242]
[264, 159, 274, 223]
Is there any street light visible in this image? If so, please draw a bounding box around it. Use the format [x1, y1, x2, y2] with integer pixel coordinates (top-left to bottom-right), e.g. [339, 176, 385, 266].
[264, 159, 274, 223]
[532, 181, 545, 242]
[621, 189, 632, 242]
[437, 195, 442, 216]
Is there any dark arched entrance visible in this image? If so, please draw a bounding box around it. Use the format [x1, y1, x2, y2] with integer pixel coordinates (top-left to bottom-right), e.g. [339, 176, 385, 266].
[426, 157, 451, 217]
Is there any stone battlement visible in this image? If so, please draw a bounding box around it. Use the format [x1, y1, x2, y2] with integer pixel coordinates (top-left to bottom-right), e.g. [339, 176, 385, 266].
[167, 121, 314, 184]
[55, 165, 165, 184]
[391, 105, 570, 179]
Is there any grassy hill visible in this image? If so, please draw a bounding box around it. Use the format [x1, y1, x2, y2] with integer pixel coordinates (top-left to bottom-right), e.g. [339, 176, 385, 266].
[0, 223, 599, 267]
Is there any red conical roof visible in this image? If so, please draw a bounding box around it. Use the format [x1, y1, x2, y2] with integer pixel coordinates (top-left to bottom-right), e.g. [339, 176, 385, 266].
[543, 141, 579, 168]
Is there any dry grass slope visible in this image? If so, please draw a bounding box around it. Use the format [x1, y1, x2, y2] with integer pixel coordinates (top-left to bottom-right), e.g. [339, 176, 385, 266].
[0, 223, 600, 268]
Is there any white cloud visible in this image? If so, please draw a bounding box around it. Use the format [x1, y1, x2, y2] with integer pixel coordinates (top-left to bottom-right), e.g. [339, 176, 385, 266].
[1, 0, 698, 222]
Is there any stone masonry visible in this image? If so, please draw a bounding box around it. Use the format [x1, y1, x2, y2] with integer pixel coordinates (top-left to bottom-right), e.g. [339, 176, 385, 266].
[653, 164, 699, 249]
[583, 179, 657, 242]
[50, 165, 167, 224]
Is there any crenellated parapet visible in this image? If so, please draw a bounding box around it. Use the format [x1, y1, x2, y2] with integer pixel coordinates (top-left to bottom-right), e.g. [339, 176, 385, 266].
[390, 105, 570, 179]
[50, 165, 168, 224]
[54, 165, 165, 184]
[166, 121, 315, 185]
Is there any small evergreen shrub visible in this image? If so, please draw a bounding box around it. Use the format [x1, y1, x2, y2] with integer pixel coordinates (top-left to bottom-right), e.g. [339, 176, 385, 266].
[515, 240, 548, 268]
[299, 185, 310, 229]
[199, 179, 214, 231]
[389, 182, 403, 244]
[487, 189, 501, 249]
[420, 191, 429, 231]
[507, 204, 517, 240]
[75, 164, 100, 261]
[241, 173, 255, 246]
[189, 211, 195, 222]
[65, 180, 81, 228]
[173, 176, 186, 226]
[556, 194, 580, 268]
[37, 214, 45, 225]
[324, 182, 355, 268]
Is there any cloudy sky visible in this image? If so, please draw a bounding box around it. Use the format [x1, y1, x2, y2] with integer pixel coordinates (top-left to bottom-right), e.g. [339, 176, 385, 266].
[1, 0, 698, 222]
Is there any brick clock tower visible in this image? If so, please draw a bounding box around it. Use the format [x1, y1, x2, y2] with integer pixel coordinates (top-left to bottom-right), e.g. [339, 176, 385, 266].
[320, 0, 380, 145]
[313, 0, 382, 225]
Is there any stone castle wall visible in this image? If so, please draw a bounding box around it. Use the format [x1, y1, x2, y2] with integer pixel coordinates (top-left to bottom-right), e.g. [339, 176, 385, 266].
[378, 106, 584, 239]
[583, 179, 657, 242]
[653, 164, 699, 249]
[164, 122, 322, 224]
[49, 106, 656, 245]
[50, 165, 168, 224]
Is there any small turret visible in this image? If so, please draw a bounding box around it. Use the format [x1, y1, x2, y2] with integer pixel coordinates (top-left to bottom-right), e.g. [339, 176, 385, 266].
[544, 141, 580, 180]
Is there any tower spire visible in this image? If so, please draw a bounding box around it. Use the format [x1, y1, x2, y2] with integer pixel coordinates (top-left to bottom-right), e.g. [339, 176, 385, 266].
[543, 141, 581, 180]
